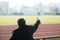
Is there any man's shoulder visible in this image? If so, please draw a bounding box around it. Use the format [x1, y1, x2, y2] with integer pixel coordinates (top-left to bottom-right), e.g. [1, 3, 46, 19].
[26, 25, 33, 27]
[13, 29, 19, 33]
[25, 25, 34, 29]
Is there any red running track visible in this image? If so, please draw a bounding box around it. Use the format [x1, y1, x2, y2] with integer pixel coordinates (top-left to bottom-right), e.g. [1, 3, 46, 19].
[0, 24, 60, 40]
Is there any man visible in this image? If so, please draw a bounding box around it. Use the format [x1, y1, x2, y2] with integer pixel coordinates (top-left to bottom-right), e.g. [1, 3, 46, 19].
[9, 18, 41, 40]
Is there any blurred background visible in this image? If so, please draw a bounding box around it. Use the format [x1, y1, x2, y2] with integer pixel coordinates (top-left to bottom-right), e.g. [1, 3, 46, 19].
[0, 0, 60, 15]
[0, 0, 60, 40]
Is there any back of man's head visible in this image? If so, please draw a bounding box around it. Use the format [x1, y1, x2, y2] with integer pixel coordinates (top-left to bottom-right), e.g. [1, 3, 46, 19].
[17, 18, 26, 26]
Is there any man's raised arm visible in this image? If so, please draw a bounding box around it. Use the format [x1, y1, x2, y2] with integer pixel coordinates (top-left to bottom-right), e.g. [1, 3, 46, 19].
[33, 18, 41, 32]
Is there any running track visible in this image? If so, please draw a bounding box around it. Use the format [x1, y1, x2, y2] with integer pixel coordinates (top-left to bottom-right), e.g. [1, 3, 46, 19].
[0, 24, 60, 40]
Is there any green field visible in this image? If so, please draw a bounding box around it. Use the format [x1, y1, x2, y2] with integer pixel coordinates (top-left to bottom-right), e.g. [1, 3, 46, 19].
[0, 16, 60, 25]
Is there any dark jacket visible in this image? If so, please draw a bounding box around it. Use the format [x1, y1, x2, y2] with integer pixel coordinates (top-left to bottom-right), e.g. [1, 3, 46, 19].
[9, 20, 40, 40]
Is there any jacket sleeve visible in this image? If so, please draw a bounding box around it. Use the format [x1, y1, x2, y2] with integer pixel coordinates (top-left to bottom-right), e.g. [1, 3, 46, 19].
[33, 19, 41, 32]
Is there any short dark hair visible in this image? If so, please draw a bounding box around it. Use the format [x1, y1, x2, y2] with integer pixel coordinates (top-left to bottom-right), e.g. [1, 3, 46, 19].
[17, 18, 26, 26]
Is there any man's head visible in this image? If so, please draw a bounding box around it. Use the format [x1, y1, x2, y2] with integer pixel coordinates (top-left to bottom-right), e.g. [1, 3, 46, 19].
[17, 18, 26, 26]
